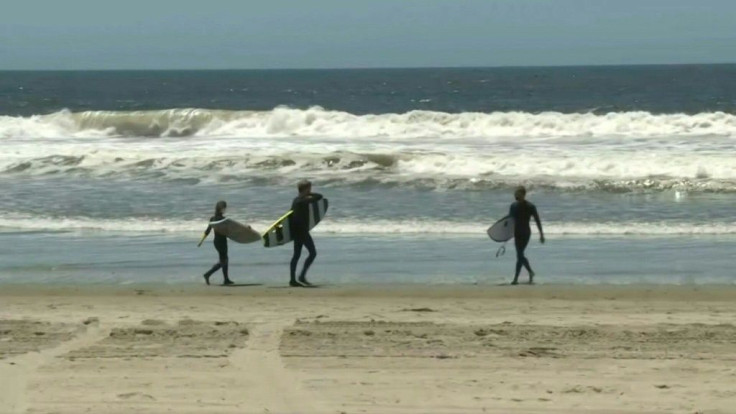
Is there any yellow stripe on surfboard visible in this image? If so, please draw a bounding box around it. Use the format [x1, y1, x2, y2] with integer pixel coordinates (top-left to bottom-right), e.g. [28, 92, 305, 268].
[261, 210, 294, 237]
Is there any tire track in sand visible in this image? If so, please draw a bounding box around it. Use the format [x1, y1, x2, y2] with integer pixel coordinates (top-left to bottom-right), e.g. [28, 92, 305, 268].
[228, 320, 326, 414]
[0, 322, 108, 414]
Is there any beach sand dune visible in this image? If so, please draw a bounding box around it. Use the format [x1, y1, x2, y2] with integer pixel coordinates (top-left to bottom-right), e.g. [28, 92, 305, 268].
[1, 285, 735, 413]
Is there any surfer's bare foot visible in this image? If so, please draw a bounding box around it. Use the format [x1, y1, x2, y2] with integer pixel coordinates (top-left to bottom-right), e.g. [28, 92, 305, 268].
[289, 280, 303, 287]
[203, 274, 211, 286]
[223, 279, 234, 286]
[298, 278, 312, 286]
[529, 271, 535, 285]
[511, 280, 519, 285]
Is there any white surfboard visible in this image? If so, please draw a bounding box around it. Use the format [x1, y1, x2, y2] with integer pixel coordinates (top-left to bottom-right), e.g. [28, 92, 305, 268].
[487, 215, 515, 242]
[262, 198, 329, 247]
[209, 218, 261, 244]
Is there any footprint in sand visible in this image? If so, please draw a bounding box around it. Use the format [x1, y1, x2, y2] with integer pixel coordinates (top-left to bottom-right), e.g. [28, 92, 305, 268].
[117, 392, 156, 401]
[401, 307, 436, 312]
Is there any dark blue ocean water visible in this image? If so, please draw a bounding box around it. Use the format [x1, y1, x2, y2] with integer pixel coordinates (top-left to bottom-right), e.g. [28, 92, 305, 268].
[1, 65, 735, 285]
[3, 65, 736, 116]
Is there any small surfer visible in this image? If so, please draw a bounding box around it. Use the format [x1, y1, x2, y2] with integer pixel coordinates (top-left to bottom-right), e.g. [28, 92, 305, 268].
[289, 180, 323, 287]
[198, 200, 234, 286]
[509, 186, 545, 285]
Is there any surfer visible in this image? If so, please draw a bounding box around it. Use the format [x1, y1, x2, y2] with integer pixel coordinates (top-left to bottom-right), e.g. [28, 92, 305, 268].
[198, 200, 234, 286]
[289, 180, 323, 287]
[509, 186, 545, 285]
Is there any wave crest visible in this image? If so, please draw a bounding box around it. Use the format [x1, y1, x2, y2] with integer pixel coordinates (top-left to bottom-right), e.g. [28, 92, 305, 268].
[2, 151, 736, 193]
[3, 107, 736, 139]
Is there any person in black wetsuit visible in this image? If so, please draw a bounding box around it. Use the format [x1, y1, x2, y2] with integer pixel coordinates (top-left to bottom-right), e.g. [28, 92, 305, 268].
[509, 186, 545, 285]
[289, 180, 323, 287]
[198, 200, 234, 286]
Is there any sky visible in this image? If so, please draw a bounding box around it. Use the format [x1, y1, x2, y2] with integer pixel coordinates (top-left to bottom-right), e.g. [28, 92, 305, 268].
[1, 0, 735, 70]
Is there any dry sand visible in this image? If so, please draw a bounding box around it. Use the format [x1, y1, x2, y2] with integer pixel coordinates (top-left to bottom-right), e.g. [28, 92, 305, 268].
[1, 284, 735, 414]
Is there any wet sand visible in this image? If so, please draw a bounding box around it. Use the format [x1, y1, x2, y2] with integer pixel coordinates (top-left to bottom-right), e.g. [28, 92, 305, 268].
[1, 284, 735, 413]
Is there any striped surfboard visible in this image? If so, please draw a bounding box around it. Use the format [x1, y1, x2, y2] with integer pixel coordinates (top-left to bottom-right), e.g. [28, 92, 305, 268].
[262, 198, 329, 247]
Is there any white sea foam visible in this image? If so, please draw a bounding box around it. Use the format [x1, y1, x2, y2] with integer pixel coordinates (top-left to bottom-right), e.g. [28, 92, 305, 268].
[2, 108, 736, 191]
[2, 107, 736, 139]
[1, 214, 735, 236]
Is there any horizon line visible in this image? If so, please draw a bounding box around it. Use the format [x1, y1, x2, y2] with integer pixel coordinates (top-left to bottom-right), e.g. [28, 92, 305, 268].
[2, 61, 736, 72]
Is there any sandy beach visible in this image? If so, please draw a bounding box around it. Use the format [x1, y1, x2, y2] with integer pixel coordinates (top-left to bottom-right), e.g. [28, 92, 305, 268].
[1, 284, 735, 414]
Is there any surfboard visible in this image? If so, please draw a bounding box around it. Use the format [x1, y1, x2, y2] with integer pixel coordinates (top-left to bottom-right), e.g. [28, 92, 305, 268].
[487, 215, 515, 242]
[208, 218, 261, 244]
[262, 198, 329, 247]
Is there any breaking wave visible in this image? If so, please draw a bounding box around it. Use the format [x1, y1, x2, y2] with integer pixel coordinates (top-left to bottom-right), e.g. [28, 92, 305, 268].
[2, 107, 736, 193]
[2, 107, 736, 138]
[1, 151, 735, 193]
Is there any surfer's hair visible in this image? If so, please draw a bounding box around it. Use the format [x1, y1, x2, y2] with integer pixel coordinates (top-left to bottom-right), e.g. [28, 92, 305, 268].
[515, 186, 527, 200]
[297, 179, 312, 193]
[215, 200, 227, 215]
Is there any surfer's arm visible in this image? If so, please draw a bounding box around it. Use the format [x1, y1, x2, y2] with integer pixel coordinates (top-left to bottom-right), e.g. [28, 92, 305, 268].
[532, 206, 545, 243]
[198, 225, 212, 247]
[293, 193, 323, 209]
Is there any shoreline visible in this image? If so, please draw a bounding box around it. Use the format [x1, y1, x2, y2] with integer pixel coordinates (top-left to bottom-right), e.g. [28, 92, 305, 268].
[2, 282, 736, 301]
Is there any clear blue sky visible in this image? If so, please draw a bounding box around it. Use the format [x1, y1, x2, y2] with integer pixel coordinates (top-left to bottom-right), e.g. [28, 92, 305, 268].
[1, 0, 735, 70]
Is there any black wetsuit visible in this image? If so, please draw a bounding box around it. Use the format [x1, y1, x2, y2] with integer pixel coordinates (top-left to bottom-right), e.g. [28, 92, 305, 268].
[289, 193, 323, 284]
[509, 201, 541, 282]
[203, 214, 230, 283]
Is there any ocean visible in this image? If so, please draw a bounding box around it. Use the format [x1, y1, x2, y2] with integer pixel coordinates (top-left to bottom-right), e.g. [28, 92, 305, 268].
[1, 65, 735, 285]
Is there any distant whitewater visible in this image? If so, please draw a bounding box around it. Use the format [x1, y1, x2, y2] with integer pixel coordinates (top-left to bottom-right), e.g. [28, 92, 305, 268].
[3, 107, 736, 139]
[1, 107, 735, 192]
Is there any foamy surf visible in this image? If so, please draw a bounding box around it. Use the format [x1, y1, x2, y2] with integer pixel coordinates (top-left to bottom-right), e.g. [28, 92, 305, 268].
[3, 107, 736, 139]
[1, 215, 735, 237]
[1, 149, 734, 192]
[2, 108, 736, 192]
